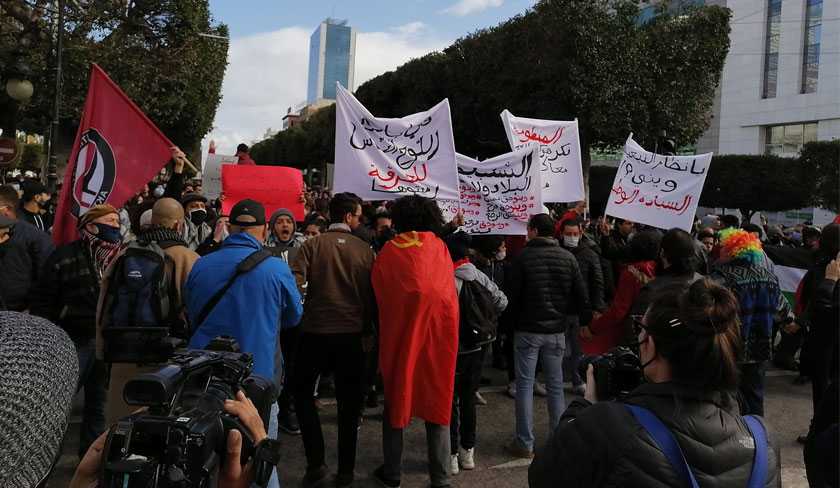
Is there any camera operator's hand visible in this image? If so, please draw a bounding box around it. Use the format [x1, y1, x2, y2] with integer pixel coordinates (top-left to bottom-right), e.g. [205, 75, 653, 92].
[224, 390, 268, 444]
[584, 364, 598, 404]
[219, 391, 269, 488]
[69, 431, 107, 488]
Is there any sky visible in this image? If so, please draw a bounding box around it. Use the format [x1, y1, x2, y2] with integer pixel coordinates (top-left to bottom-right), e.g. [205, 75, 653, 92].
[203, 0, 536, 158]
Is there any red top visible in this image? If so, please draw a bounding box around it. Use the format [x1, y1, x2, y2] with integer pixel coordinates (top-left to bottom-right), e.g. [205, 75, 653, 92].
[581, 260, 656, 356]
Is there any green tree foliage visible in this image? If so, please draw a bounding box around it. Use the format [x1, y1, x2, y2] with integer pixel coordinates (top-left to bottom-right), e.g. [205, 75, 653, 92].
[251, 0, 730, 180]
[799, 140, 840, 212]
[1, 0, 228, 158]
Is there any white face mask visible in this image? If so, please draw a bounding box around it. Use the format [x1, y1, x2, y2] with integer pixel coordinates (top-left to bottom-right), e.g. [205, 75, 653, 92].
[563, 235, 580, 248]
[495, 250, 506, 261]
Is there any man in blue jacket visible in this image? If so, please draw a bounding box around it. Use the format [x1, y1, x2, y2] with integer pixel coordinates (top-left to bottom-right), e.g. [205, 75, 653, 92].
[185, 198, 303, 488]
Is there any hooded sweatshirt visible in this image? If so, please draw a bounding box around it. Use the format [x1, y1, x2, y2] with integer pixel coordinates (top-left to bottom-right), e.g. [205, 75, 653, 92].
[454, 262, 508, 313]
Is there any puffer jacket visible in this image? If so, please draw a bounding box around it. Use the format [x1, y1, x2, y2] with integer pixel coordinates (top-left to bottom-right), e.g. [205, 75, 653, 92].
[562, 235, 607, 312]
[506, 237, 591, 334]
[529, 382, 781, 488]
[0, 219, 54, 311]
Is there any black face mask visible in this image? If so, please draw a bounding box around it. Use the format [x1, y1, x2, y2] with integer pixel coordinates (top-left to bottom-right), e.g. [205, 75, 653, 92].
[189, 208, 208, 226]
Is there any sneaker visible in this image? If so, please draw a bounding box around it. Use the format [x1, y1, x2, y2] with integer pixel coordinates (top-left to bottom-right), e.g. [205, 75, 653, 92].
[300, 465, 329, 488]
[334, 472, 355, 488]
[371, 466, 400, 488]
[506, 382, 516, 398]
[534, 382, 547, 397]
[459, 447, 475, 470]
[571, 384, 586, 396]
[450, 454, 460, 475]
[505, 440, 534, 459]
[474, 391, 487, 406]
[278, 410, 301, 435]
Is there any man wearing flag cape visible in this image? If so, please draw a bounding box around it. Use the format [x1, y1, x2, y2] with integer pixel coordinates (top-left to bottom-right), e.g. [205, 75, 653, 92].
[371, 195, 459, 488]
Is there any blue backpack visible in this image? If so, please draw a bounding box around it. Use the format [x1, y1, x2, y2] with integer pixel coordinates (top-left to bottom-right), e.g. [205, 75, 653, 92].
[625, 404, 769, 488]
[102, 240, 179, 363]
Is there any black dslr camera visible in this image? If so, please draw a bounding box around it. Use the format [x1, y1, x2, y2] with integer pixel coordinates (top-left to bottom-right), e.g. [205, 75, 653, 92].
[100, 337, 277, 488]
[579, 346, 643, 401]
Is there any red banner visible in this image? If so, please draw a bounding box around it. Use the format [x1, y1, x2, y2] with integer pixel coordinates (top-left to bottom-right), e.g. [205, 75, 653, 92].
[53, 64, 173, 245]
[221, 165, 305, 221]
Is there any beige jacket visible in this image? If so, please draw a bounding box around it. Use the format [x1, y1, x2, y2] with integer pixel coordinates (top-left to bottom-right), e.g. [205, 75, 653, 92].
[95, 241, 198, 425]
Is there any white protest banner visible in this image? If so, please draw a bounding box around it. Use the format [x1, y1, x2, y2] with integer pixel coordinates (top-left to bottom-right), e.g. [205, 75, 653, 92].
[438, 147, 542, 235]
[334, 83, 459, 201]
[203, 153, 238, 200]
[500, 110, 584, 203]
[605, 134, 712, 232]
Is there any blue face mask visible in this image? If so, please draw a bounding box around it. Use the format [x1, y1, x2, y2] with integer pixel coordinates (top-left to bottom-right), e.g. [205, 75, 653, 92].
[94, 223, 122, 243]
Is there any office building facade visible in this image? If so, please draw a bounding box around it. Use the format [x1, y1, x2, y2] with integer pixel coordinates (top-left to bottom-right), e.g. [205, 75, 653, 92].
[307, 18, 356, 104]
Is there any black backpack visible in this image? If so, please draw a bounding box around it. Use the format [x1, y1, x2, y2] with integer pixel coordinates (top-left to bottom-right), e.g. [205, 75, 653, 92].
[458, 278, 499, 354]
[101, 240, 181, 363]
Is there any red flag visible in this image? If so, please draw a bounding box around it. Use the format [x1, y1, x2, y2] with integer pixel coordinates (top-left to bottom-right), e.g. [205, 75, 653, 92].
[221, 165, 305, 221]
[53, 64, 173, 245]
[372, 231, 459, 428]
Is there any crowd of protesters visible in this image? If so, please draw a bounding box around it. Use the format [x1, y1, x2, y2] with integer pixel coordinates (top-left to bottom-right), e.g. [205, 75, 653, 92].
[0, 144, 837, 488]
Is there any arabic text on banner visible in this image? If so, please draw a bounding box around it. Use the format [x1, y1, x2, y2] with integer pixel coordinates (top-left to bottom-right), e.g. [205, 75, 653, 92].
[333, 83, 459, 201]
[605, 135, 712, 232]
[500, 110, 585, 203]
[203, 153, 238, 200]
[438, 147, 542, 236]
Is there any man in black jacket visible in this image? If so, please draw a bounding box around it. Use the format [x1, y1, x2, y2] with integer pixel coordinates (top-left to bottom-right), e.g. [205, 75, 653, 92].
[559, 218, 605, 395]
[30, 204, 123, 458]
[0, 185, 54, 311]
[505, 213, 591, 458]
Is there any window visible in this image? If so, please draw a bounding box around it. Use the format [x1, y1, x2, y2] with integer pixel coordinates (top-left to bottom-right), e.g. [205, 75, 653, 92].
[765, 122, 818, 155]
[762, 0, 782, 98]
[802, 0, 822, 93]
[322, 23, 352, 100]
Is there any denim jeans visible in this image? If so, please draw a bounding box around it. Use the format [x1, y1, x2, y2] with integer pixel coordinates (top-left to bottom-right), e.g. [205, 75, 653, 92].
[253, 402, 280, 488]
[514, 331, 566, 451]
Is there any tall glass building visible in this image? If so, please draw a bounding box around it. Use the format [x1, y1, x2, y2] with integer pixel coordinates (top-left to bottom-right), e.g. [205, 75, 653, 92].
[307, 18, 356, 103]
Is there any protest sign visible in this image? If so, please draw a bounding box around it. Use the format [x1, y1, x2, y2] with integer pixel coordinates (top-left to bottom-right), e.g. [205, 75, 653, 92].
[334, 83, 459, 201]
[438, 147, 542, 235]
[221, 165, 305, 221]
[605, 135, 712, 232]
[203, 153, 238, 200]
[500, 110, 584, 203]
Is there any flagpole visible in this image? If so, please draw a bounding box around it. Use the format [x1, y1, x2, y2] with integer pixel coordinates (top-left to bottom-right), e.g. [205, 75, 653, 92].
[46, 0, 63, 194]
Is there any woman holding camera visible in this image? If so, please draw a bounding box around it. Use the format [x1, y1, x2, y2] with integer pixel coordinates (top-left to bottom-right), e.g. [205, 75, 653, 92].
[529, 279, 781, 487]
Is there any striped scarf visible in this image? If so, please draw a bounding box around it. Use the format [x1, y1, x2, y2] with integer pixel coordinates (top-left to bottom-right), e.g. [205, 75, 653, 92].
[80, 229, 123, 279]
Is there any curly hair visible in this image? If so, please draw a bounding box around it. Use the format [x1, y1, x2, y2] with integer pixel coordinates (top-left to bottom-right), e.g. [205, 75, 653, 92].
[718, 228, 763, 265]
[389, 195, 444, 234]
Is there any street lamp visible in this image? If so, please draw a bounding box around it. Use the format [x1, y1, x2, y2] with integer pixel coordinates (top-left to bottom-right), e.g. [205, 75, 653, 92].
[5, 78, 33, 102]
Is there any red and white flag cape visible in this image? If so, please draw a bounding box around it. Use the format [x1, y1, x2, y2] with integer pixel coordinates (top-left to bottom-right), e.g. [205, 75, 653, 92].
[53, 64, 173, 245]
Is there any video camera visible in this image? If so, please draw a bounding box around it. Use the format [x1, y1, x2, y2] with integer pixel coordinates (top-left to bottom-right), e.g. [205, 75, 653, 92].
[579, 346, 643, 401]
[100, 337, 276, 488]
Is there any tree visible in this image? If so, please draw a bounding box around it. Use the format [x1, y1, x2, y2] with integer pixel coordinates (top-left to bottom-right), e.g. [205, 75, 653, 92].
[699, 154, 812, 221]
[1, 0, 228, 163]
[799, 140, 840, 212]
[251, 0, 730, 185]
